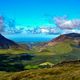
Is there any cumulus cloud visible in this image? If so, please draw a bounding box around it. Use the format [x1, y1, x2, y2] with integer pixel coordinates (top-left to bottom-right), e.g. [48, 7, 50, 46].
[54, 16, 80, 29]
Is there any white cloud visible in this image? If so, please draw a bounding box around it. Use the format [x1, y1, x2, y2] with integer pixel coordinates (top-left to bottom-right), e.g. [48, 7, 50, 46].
[62, 29, 80, 34]
[54, 17, 80, 29]
[40, 28, 49, 33]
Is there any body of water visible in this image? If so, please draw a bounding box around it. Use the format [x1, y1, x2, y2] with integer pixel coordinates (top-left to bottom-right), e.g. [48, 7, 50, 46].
[3, 34, 59, 43]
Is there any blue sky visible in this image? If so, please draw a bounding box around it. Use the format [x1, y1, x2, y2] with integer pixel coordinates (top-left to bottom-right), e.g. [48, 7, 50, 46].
[0, 0, 80, 27]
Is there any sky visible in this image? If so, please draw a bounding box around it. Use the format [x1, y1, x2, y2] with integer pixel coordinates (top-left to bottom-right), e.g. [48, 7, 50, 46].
[0, 0, 80, 26]
[0, 0, 80, 35]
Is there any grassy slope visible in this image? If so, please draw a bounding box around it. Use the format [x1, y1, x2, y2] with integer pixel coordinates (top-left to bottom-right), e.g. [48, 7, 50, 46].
[37, 40, 75, 54]
[0, 61, 80, 80]
[26, 40, 80, 64]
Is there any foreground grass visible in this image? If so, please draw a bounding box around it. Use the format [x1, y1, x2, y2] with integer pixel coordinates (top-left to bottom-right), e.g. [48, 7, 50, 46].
[0, 61, 80, 80]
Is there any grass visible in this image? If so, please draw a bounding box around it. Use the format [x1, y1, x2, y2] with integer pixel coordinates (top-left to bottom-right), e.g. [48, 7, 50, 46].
[0, 61, 80, 80]
[0, 49, 28, 54]
[38, 40, 75, 55]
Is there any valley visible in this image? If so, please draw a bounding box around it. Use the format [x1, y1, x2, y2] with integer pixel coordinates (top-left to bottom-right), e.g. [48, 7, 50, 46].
[0, 33, 80, 80]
